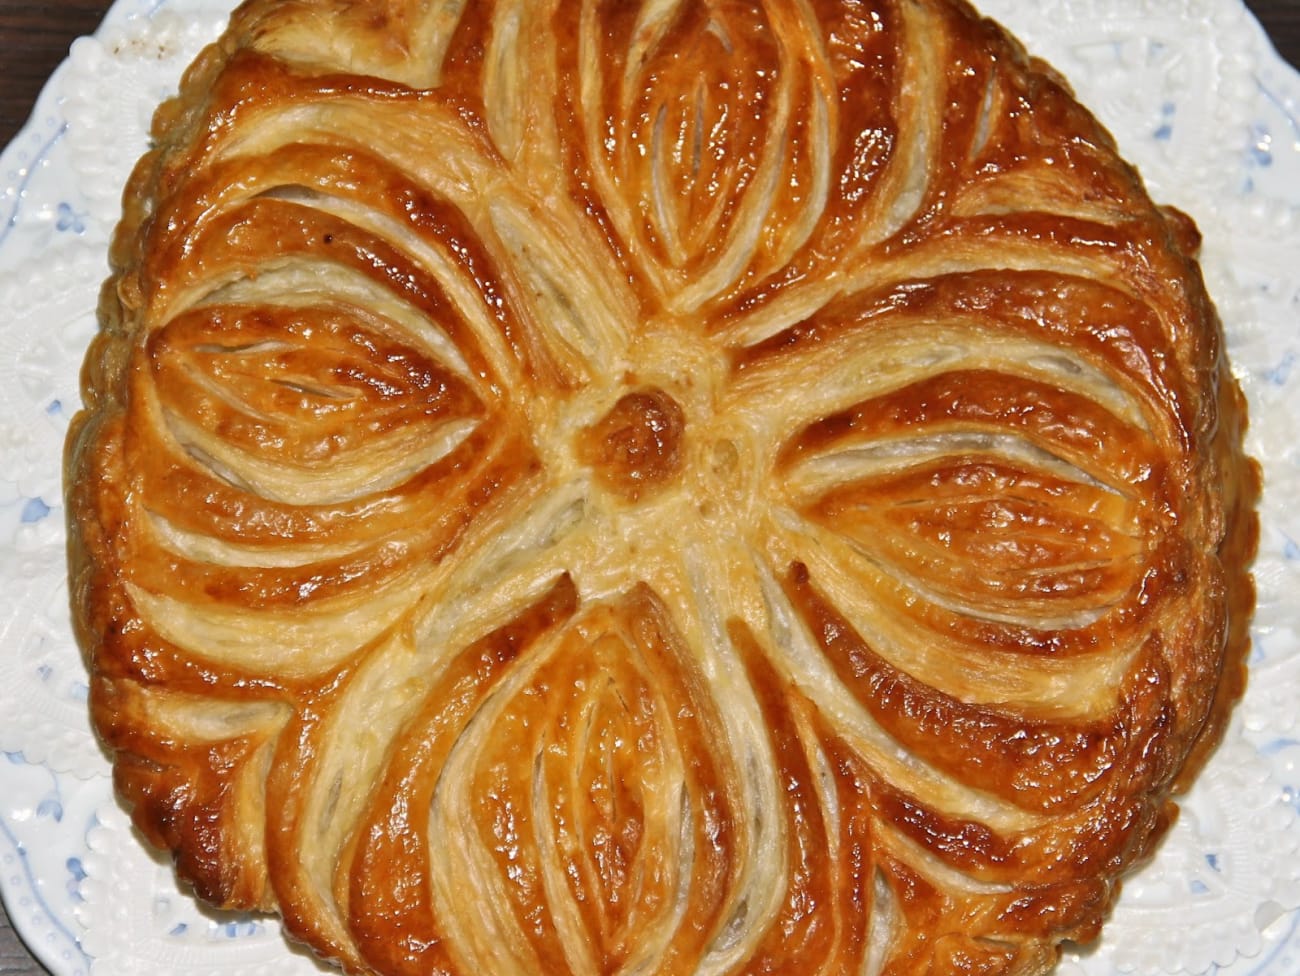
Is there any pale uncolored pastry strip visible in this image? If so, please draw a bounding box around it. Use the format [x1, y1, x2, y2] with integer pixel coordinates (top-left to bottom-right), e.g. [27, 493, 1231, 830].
[783, 432, 1122, 502]
[735, 331, 1149, 453]
[481, 0, 557, 168]
[162, 410, 478, 506]
[144, 510, 375, 569]
[486, 196, 636, 382]
[844, 233, 1174, 315]
[124, 576, 415, 679]
[872, 818, 1014, 899]
[705, 272, 845, 348]
[481, 4, 528, 159]
[950, 169, 1162, 223]
[133, 686, 292, 745]
[619, 0, 688, 98]
[862, 868, 899, 976]
[968, 59, 1000, 165]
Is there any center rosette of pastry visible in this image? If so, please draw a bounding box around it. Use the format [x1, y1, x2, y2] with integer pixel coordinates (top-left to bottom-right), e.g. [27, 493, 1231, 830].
[577, 387, 686, 502]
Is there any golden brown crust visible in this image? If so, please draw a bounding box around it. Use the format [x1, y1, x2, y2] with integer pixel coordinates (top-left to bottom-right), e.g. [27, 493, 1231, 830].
[66, 0, 1260, 974]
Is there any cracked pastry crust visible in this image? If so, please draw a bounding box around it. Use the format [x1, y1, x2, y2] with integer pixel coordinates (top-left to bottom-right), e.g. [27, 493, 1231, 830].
[65, 0, 1260, 973]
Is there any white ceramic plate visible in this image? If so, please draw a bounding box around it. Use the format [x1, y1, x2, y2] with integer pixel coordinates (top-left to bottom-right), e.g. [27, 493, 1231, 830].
[2, 1, 1299, 974]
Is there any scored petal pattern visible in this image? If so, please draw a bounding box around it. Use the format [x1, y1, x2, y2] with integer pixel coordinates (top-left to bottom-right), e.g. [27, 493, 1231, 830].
[65, 0, 1259, 974]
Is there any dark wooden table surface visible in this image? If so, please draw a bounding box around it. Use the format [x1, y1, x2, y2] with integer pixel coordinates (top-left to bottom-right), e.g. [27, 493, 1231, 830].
[2, 0, 1299, 973]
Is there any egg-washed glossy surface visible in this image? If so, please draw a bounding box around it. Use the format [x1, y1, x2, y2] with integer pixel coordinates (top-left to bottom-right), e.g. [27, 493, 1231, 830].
[65, 0, 1259, 973]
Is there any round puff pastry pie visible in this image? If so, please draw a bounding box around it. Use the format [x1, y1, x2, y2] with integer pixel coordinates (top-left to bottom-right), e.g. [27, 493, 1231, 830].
[66, 0, 1260, 973]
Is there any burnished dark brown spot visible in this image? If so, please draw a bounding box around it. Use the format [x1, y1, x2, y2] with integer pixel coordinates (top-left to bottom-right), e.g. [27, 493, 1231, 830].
[578, 387, 686, 501]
